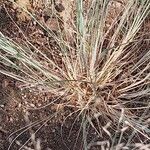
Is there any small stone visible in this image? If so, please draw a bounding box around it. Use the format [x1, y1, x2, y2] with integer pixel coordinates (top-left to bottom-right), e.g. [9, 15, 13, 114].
[38, 103, 42, 106]
[10, 118, 13, 122]
[55, 3, 65, 12]
[30, 103, 35, 107]
[0, 105, 4, 108]
[18, 103, 22, 108]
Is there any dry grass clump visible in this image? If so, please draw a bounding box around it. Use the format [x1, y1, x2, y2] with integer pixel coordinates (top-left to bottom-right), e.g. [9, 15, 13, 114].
[0, 0, 150, 149]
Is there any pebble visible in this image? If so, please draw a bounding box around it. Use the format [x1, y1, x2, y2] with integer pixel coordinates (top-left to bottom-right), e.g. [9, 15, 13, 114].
[10, 117, 13, 122]
[18, 103, 22, 108]
[30, 103, 35, 107]
[0, 105, 4, 108]
[38, 103, 42, 106]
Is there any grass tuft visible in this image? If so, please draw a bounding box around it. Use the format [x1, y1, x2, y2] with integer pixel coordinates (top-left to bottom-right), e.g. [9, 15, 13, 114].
[0, 0, 150, 149]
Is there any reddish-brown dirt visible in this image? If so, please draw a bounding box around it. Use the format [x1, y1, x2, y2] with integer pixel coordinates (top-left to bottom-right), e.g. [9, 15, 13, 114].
[0, 75, 100, 150]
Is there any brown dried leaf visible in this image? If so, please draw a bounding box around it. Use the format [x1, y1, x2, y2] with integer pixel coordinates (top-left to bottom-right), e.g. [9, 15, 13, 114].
[13, 0, 32, 21]
[46, 18, 60, 31]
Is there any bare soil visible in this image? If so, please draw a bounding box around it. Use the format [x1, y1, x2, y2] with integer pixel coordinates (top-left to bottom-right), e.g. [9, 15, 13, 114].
[0, 75, 83, 150]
